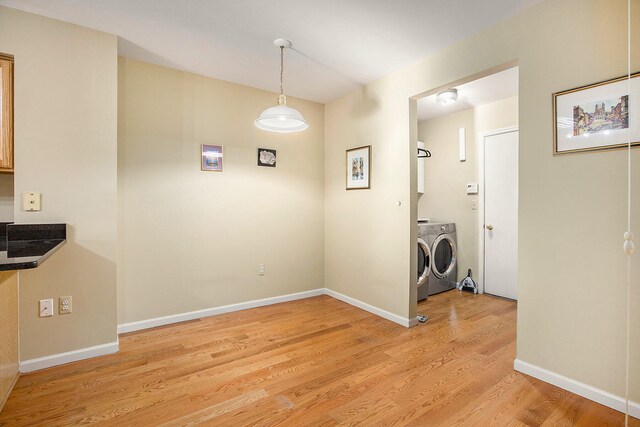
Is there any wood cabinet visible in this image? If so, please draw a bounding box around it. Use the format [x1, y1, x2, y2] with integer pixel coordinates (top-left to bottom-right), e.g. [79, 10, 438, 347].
[0, 54, 13, 173]
[0, 271, 18, 411]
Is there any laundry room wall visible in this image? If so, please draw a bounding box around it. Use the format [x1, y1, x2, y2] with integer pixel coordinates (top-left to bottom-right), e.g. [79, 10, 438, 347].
[118, 58, 325, 325]
[418, 96, 518, 282]
[324, 0, 639, 405]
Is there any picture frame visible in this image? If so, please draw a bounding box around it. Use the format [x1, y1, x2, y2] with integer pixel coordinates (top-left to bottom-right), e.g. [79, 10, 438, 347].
[553, 73, 640, 155]
[201, 144, 223, 171]
[257, 148, 277, 167]
[346, 145, 371, 190]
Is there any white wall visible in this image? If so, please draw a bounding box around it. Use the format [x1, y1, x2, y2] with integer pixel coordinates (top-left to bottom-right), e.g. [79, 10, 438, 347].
[325, 0, 639, 402]
[418, 96, 518, 282]
[0, 6, 118, 360]
[118, 58, 325, 324]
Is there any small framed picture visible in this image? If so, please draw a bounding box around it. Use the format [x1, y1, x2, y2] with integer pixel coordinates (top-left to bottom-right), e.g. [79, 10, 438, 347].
[346, 145, 371, 190]
[553, 73, 640, 155]
[201, 144, 223, 172]
[257, 148, 277, 167]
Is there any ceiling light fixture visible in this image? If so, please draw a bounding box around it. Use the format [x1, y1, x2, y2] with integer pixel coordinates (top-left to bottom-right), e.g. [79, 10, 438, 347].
[255, 39, 308, 133]
[436, 88, 458, 105]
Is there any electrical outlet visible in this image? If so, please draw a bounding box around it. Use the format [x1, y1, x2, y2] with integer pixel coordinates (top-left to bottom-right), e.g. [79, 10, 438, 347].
[258, 263, 265, 276]
[39, 299, 53, 317]
[59, 296, 72, 315]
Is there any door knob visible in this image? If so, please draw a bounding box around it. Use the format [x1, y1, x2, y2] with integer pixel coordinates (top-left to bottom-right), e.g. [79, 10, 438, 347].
[485, 224, 494, 230]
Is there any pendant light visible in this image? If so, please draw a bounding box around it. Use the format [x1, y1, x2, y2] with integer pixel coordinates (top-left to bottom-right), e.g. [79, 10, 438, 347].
[255, 39, 308, 133]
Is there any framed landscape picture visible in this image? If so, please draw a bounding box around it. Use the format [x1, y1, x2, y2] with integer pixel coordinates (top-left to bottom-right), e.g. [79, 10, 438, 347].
[346, 145, 371, 190]
[553, 73, 640, 155]
[201, 144, 223, 171]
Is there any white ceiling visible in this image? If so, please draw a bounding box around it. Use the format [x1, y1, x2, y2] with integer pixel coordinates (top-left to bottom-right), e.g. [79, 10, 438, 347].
[0, 0, 540, 103]
[417, 67, 519, 121]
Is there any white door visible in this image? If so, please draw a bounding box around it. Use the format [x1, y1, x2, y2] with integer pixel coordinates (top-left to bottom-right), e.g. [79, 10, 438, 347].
[483, 130, 518, 300]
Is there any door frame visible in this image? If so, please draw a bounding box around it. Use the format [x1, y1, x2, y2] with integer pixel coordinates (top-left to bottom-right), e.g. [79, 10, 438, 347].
[477, 126, 518, 295]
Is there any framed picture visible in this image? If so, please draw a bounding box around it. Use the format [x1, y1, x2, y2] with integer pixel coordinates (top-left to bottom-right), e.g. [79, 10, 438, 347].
[553, 73, 640, 155]
[346, 145, 371, 190]
[257, 148, 276, 167]
[201, 144, 223, 171]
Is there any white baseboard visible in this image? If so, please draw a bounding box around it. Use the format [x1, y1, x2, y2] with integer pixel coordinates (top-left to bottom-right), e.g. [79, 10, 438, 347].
[20, 341, 119, 373]
[514, 359, 640, 418]
[117, 288, 325, 334]
[324, 289, 415, 328]
[118, 288, 414, 334]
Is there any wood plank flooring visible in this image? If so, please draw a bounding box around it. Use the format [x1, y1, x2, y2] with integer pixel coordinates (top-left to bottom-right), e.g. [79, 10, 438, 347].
[0, 291, 636, 426]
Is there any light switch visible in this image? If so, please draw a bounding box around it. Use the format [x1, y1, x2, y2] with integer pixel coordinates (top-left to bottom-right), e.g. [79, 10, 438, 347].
[23, 192, 41, 211]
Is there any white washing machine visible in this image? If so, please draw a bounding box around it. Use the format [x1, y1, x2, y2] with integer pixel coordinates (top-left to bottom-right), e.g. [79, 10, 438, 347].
[419, 222, 457, 299]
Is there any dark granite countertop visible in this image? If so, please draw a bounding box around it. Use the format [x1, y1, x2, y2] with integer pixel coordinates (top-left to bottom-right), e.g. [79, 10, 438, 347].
[0, 223, 66, 271]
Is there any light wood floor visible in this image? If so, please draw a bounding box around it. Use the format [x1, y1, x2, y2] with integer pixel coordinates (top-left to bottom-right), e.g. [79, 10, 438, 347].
[0, 291, 637, 426]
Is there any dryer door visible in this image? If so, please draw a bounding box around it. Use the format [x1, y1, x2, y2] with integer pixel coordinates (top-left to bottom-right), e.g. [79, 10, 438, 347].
[432, 234, 457, 279]
[417, 238, 431, 287]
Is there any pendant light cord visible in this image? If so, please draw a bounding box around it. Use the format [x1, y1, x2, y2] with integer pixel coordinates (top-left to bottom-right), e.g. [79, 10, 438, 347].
[280, 46, 285, 96]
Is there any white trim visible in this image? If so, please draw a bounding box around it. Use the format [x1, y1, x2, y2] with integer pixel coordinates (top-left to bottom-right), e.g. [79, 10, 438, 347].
[324, 289, 415, 328]
[20, 341, 119, 373]
[117, 289, 325, 334]
[477, 126, 519, 295]
[119, 289, 413, 334]
[514, 359, 640, 418]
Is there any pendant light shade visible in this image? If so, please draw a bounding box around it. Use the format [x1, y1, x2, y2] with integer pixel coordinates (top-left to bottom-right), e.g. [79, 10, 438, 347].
[255, 95, 308, 133]
[255, 39, 308, 133]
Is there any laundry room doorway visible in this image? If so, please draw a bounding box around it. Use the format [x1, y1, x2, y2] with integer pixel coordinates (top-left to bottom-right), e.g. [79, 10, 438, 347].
[410, 63, 519, 319]
[479, 127, 519, 300]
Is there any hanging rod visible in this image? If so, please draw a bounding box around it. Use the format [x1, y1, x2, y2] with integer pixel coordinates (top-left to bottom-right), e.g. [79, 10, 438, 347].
[418, 148, 431, 158]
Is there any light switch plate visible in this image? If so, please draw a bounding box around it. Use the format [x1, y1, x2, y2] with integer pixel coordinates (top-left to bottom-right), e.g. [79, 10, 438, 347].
[39, 299, 54, 317]
[23, 192, 41, 211]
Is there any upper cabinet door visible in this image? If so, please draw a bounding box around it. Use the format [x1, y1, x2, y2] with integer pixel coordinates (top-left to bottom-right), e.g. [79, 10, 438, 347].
[0, 55, 14, 172]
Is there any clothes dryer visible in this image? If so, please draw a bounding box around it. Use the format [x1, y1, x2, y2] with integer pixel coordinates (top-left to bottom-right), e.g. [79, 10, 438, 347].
[425, 222, 457, 295]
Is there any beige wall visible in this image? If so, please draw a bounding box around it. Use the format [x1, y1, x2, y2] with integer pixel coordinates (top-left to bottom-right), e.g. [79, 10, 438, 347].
[118, 58, 324, 324]
[0, 174, 13, 222]
[325, 0, 639, 401]
[418, 96, 518, 282]
[0, 6, 118, 360]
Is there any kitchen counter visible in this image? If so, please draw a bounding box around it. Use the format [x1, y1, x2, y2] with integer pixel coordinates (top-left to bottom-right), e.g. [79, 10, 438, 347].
[0, 223, 66, 271]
